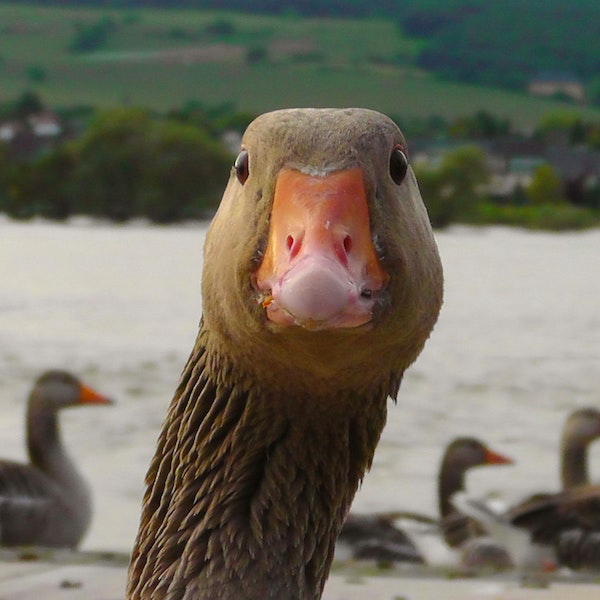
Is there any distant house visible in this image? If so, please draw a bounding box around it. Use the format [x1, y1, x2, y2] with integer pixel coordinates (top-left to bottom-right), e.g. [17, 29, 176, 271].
[28, 112, 62, 137]
[0, 112, 64, 160]
[0, 121, 22, 142]
[527, 71, 585, 103]
[487, 156, 547, 200]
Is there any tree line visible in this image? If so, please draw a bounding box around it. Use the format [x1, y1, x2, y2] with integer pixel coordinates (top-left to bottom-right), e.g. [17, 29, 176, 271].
[0, 95, 598, 229]
[0, 105, 234, 222]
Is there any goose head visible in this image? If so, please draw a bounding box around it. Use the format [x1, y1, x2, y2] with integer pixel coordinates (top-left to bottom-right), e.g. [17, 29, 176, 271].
[202, 108, 443, 395]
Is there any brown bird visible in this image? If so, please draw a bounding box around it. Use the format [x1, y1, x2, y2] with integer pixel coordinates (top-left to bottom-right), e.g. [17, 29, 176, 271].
[506, 408, 600, 570]
[0, 370, 112, 548]
[509, 484, 600, 570]
[454, 407, 600, 570]
[559, 407, 600, 489]
[127, 108, 444, 600]
[439, 437, 513, 548]
[336, 437, 512, 566]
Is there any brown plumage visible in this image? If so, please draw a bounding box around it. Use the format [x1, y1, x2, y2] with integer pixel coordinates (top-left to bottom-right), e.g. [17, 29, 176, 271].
[336, 437, 512, 566]
[508, 485, 600, 570]
[506, 408, 600, 569]
[0, 370, 112, 548]
[560, 408, 600, 489]
[127, 108, 443, 600]
[439, 437, 512, 548]
[454, 408, 600, 570]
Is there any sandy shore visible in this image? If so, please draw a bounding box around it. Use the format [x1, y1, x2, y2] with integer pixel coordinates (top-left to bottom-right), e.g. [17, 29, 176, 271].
[1, 551, 599, 600]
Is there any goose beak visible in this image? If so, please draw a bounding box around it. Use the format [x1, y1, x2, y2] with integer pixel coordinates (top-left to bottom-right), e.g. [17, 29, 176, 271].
[78, 383, 114, 406]
[255, 167, 389, 330]
[484, 448, 513, 465]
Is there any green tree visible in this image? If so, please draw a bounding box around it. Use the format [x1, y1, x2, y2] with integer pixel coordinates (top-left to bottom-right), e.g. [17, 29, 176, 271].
[13, 90, 43, 119]
[589, 78, 600, 107]
[67, 108, 232, 222]
[68, 16, 116, 53]
[416, 145, 489, 227]
[525, 164, 565, 206]
[27, 65, 47, 84]
[23, 149, 76, 219]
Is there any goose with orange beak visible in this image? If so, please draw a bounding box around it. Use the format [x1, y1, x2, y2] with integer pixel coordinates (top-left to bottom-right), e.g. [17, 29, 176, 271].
[128, 108, 443, 600]
[0, 370, 113, 548]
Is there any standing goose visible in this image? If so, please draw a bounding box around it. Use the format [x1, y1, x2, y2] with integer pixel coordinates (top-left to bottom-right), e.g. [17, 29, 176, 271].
[336, 437, 512, 566]
[127, 108, 444, 600]
[0, 370, 112, 548]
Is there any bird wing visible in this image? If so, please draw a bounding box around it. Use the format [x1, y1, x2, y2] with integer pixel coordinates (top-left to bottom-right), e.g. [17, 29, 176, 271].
[0, 460, 58, 544]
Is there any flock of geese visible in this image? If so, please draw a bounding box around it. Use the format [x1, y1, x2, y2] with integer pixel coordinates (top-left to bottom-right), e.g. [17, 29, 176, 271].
[1, 109, 596, 599]
[338, 408, 600, 572]
[1, 372, 599, 576]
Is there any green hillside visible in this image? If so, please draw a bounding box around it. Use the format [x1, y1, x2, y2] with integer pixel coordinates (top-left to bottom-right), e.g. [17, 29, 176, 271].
[1, 3, 599, 129]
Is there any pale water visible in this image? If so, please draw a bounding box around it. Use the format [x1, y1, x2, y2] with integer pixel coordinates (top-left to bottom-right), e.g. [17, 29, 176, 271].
[0, 217, 598, 554]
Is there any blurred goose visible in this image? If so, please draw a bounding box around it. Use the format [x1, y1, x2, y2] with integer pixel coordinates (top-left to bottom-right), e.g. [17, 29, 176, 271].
[126, 108, 444, 600]
[438, 437, 512, 549]
[560, 408, 600, 489]
[0, 370, 112, 548]
[509, 484, 600, 570]
[455, 407, 600, 570]
[336, 437, 512, 567]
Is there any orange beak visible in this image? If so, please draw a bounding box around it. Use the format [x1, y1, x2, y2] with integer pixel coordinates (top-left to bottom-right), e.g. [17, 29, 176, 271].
[484, 448, 513, 466]
[78, 383, 113, 406]
[255, 167, 389, 330]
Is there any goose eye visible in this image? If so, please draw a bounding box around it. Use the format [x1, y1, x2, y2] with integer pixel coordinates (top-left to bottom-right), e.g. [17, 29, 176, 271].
[234, 150, 249, 185]
[389, 146, 408, 185]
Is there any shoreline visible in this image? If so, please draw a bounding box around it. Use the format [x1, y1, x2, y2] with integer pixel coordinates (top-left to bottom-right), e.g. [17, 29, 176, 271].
[1, 550, 600, 599]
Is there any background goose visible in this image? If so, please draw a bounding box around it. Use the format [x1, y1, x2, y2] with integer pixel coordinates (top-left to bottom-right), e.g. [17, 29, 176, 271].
[454, 407, 600, 570]
[559, 408, 600, 489]
[509, 484, 600, 570]
[336, 437, 512, 568]
[0, 370, 112, 548]
[438, 437, 512, 549]
[126, 108, 444, 600]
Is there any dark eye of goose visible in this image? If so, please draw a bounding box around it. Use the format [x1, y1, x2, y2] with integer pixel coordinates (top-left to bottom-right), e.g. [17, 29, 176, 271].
[389, 145, 408, 185]
[234, 150, 249, 185]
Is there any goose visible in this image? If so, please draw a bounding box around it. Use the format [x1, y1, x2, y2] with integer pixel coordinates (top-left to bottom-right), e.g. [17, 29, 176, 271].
[336, 437, 512, 567]
[438, 438, 512, 546]
[126, 108, 444, 600]
[0, 370, 112, 548]
[509, 484, 600, 570]
[559, 407, 600, 489]
[506, 408, 600, 570]
[454, 407, 600, 570]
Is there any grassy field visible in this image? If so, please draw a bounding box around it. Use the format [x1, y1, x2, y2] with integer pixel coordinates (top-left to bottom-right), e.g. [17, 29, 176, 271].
[1, 3, 600, 128]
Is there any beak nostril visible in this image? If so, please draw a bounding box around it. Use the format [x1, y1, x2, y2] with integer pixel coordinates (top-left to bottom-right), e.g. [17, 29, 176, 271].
[287, 234, 302, 258]
[343, 235, 352, 255]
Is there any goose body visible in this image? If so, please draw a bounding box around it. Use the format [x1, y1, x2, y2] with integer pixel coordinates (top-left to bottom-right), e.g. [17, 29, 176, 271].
[127, 108, 443, 600]
[510, 484, 600, 570]
[0, 370, 112, 548]
[335, 511, 427, 564]
[336, 437, 512, 568]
